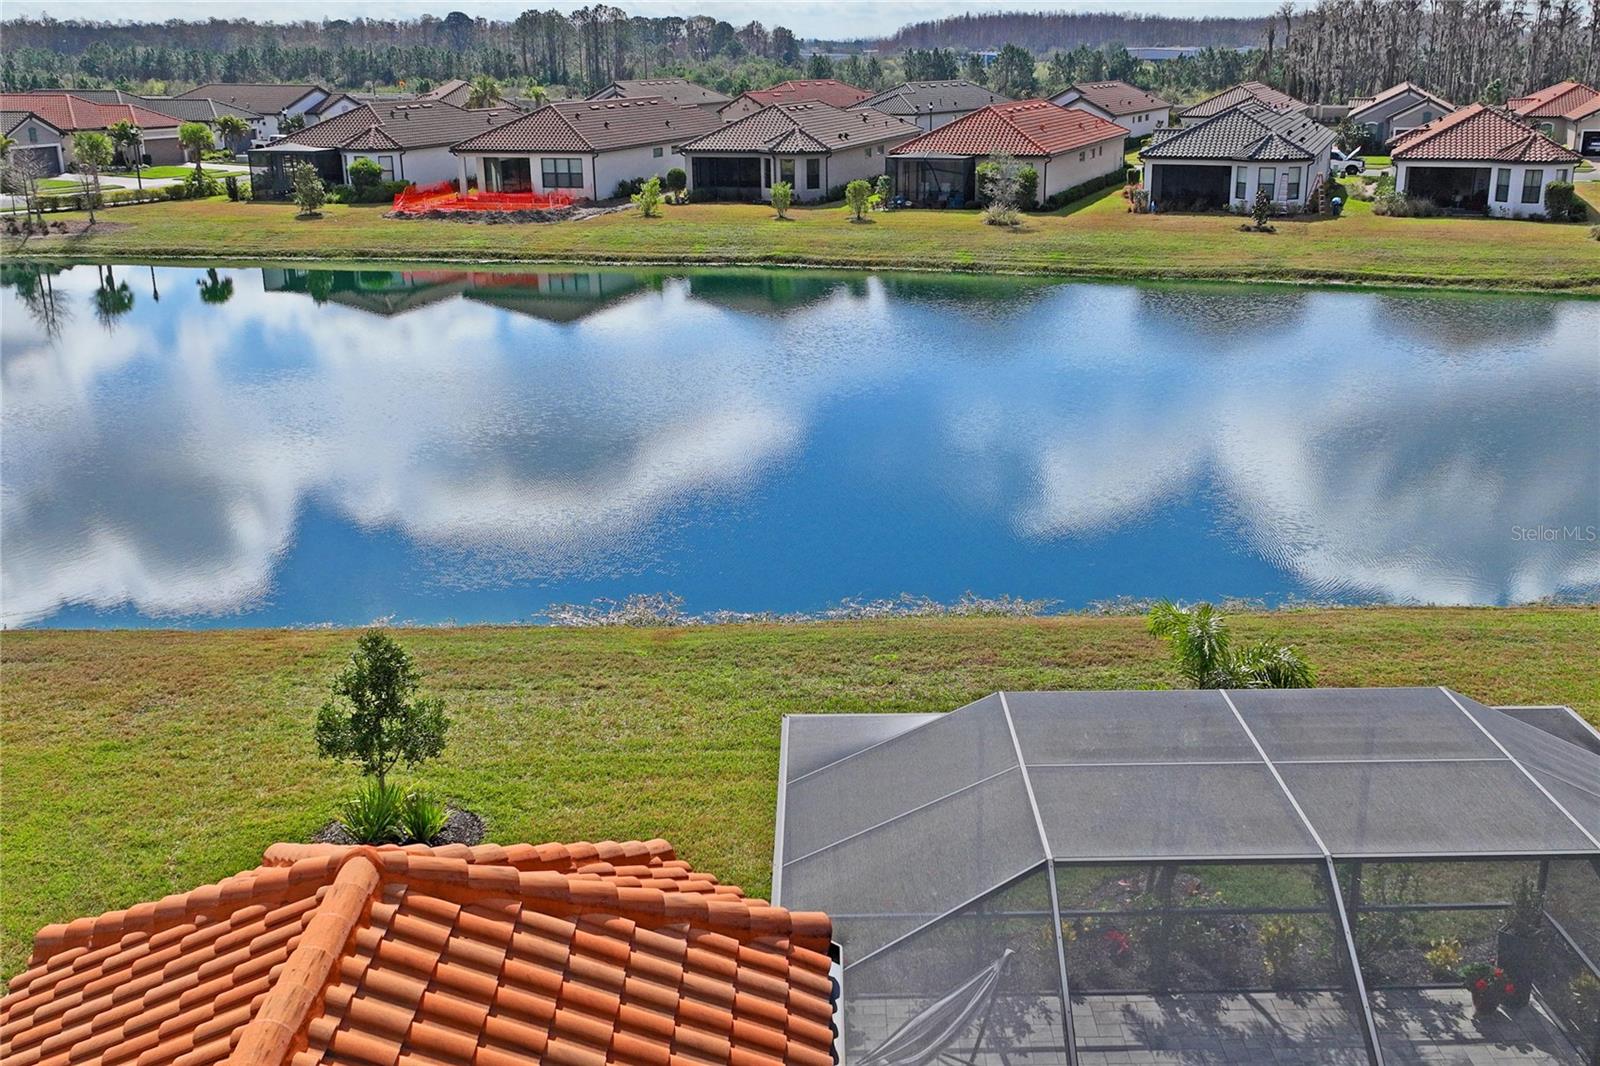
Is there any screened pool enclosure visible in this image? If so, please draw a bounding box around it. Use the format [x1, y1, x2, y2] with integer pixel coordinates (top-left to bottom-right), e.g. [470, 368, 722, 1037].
[775, 688, 1600, 1065]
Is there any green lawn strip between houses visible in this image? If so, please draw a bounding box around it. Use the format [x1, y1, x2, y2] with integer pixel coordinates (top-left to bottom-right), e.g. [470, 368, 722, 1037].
[5, 184, 1598, 292]
[3, 606, 1596, 978]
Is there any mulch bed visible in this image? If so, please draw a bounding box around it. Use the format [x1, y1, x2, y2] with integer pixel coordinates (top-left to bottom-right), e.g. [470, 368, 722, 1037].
[311, 804, 486, 847]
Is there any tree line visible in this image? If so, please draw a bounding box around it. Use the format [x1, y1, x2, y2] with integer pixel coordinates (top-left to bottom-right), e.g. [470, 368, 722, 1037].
[884, 9, 1266, 51]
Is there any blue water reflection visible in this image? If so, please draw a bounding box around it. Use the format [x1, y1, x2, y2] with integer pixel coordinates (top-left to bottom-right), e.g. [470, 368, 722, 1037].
[2, 263, 1595, 627]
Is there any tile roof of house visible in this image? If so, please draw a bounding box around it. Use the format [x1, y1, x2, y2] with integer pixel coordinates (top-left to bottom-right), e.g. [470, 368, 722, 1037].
[1177, 80, 1308, 119]
[0, 839, 836, 1066]
[855, 79, 1012, 117]
[891, 100, 1128, 157]
[175, 83, 328, 114]
[1508, 80, 1600, 120]
[1347, 81, 1455, 120]
[0, 109, 62, 136]
[1143, 99, 1335, 160]
[1058, 80, 1172, 116]
[452, 96, 724, 153]
[307, 93, 359, 116]
[591, 78, 732, 106]
[20, 89, 261, 122]
[1391, 102, 1582, 162]
[0, 92, 179, 131]
[731, 80, 873, 110]
[271, 101, 522, 152]
[681, 101, 923, 154]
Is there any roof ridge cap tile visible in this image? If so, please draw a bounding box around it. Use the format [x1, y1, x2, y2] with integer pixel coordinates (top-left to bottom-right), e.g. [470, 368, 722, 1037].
[224, 849, 383, 1066]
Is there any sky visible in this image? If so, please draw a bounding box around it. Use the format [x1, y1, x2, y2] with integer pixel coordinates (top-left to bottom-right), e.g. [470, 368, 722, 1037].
[8, 1, 1280, 40]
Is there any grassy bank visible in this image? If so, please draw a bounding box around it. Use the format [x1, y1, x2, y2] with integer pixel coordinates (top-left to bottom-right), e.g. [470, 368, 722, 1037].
[3, 607, 1597, 977]
[6, 185, 1599, 291]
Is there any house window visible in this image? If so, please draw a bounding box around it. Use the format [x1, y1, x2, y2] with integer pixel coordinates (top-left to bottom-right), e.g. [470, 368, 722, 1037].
[779, 158, 794, 185]
[27, 126, 38, 143]
[653, 146, 664, 158]
[376, 155, 395, 179]
[1079, 150, 1085, 161]
[1234, 166, 1247, 199]
[1494, 167, 1511, 202]
[864, 147, 872, 159]
[1287, 166, 1301, 199]
[806, 157, 820, 189]
[1557, 168, 1568, 182]
[877, 145, 884, 155]
[762, 158, 771, 187]
[1521, 168, 1543, 203]
[1258, 166, 1276, 193]
[541, 157, 583, 188]
[1539, 122, 1555, 136]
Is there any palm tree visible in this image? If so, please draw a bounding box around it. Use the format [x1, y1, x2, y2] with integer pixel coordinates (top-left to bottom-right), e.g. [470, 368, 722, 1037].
[523, 79, 549, 106]
[214, 115, 250, 155]
[466, 74, 501, 109]
[196, 267, 234, 305]
[107, 120, 144, 190]
[1146, 601, 1315, 689]
[178, 122, 214, 181]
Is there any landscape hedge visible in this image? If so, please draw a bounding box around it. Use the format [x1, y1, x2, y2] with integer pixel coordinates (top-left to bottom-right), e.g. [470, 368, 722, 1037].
[1041, 167, 1130, 211]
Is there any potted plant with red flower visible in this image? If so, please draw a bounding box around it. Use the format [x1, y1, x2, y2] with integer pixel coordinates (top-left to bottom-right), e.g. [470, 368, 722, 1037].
[1462, 962, 1503, 1015]
[1496, 875, 1545, 1009]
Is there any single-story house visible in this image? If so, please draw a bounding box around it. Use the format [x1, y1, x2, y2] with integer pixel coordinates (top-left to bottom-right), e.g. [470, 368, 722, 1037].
[0, 110, 65, 176]
[415, 77, 517, 110]
[0, 92, 182, 165]
[1049, 80, 1173, 139]
[679, 101, 923, 202]
[0, 839, 839, 1066]
[718, 79, 872, 122]
[1176, 80, 1309, 123]
[1508, 80, 1600, 155]
[451, 96, 723, 200]
[1142, 99, 1335, 210]
[1347, 81, 1455, 146]
[22, 89, 263, 153]
[175, 83, 356, 139]
[889, 100, 1127, 206]
[587, 77, 732, 114]
[853, 79, 1013, 131]
[248, 100, 522, 198]
[1392, 103, 1582, 217]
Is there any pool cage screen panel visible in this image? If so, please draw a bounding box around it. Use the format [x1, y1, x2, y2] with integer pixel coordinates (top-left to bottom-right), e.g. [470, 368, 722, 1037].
[775, 690, 1600, 1066]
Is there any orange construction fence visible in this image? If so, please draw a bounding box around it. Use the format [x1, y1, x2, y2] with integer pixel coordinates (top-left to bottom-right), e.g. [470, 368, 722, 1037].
[391, 181, 575, 214]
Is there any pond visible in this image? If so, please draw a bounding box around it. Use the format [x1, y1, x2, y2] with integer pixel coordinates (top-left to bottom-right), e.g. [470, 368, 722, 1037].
[2, 262, 1596, 627]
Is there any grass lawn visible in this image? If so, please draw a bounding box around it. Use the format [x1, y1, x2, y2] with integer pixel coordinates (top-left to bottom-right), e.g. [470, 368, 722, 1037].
[1363, 155, 1393, 168]
[3, 606, 1596, 978]
[35, 178, 84, 191]
[105, 165, 214, 180]
[6, 185, 1599, 291]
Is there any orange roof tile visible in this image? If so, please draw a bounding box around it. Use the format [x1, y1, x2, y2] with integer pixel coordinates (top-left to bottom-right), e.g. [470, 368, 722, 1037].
[1508, 80, 1600, 120]
[891, 100, 1128, 158]
[1391, 102, 1581, 162]
[1, 841, 835, 1066]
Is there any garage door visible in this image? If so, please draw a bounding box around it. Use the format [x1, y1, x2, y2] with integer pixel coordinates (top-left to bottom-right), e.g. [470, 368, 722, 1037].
[1581, 130, 1600, 156]
[8, 145, 61, 177]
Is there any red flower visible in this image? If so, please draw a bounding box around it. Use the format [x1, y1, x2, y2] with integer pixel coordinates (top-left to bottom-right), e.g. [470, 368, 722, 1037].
[1504, 983, 1517, 996]
[1475, 978, 1489, 991]
[1493, 968, 1505, 978]
[1104, 930, 1131, 955]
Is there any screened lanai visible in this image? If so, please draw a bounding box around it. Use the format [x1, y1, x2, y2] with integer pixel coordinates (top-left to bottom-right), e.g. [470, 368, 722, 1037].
[774, 688, 1600, 1066]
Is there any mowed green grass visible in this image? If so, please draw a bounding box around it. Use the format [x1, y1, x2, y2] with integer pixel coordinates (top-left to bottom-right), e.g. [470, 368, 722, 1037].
[3, 607, 1597, 978]
[6, 183, 1598, 291]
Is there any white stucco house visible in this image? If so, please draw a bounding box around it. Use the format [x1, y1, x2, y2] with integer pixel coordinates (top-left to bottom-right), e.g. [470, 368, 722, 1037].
[1508, 80, 1600, 155]
[1141, 100, 1335, 211]
[889, 100, 1128, 206]
[247, 101, 522, 198]
[679, 101, 923, 202]
[450, 97, 723, 201]
[0, 109, 65, 176]
[1049, 80, 1172, 140]
[852, 81, 1012, 132]
[175, 83, 359, 141]
[1392, 103, 1583, 218]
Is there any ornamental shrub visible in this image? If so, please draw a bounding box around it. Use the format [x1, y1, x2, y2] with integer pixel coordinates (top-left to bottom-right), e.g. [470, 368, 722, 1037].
[664, 167, 686, 193]
[339, 779, 406, 843]
[1542, 180, 1577, 220]
[313, 630, 448, 787]
[1016, 165, 1038, 208]
[844, 178, 872, 221]
[348, 157, 382, 191]
[771, 180, 793, 219]
[399, 790, 448, 844]
[631, 175, 663, 217]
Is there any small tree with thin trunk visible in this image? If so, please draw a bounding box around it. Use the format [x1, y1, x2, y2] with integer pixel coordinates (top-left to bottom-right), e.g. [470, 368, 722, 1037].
[631, 175, 663, 217]
[1252, 185, 1273, 228]
[315, 631, 449, 789]
[72, 131, 114, 223]
[844, 178, 872, 222]
[178, 122, 213, 180]
[978, 152, 1023, 226]
[771, 180, 793, 219]
[290, 160, 326, 217]
[107, 120, 144, 190]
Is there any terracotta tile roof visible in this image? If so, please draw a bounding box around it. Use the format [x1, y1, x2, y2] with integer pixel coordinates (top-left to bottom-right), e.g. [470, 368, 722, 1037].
[21, 90, 261, 121]
[1391, 102, 1582, 162]
[1177, 81, 1308, 119]
[0, 92, 179, 131]
[1347, 81, 1455, 120]
[1144, 99, 1335, 161]
[1057, 80, 1171, 116]
[680, 101, 922, 155]
[1, 840, 836, 1066]
[891, 100, 1127, 157]
[452, 97, 723, 154]
[175, 84, 328, 114]
[590, 79, 732, 107]
[732, 80, 872, 110]
[1508, 80, 1600, 120]
[855, 80, 1011, 117]
[0, 110, 62, 136]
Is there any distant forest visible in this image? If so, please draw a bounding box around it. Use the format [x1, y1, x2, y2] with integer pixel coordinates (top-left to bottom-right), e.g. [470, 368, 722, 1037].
[883, 9, 1266, 51]
[1, 3, 1595, 106]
